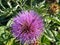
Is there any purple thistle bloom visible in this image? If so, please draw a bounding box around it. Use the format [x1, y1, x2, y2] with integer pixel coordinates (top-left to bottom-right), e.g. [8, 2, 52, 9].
[11, 10, 44, 43]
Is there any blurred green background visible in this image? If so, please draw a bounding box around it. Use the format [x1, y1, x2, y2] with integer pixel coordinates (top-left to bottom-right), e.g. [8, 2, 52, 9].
[0, 0, 60, 45]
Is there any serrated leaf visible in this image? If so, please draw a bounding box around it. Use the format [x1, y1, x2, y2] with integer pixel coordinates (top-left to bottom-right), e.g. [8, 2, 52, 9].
[56, 41, 60, 45]
[41, 35, 51, 45]
[0, 26, 5, 36]
[49, 17, 60, 25]
[6, 18, 13, 27]
[44, 30, 56, 42]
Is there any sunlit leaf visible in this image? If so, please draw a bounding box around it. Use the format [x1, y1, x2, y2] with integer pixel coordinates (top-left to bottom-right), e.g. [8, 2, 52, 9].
[6, 38, 15, 45]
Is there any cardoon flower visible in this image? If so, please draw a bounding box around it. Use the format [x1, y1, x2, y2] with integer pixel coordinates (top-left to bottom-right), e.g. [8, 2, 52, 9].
[11, 10, 44, 44]
[49, 3, 59, 15]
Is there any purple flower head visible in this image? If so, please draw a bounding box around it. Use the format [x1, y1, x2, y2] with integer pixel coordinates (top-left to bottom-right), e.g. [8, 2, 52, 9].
[11, 10, 44, 43]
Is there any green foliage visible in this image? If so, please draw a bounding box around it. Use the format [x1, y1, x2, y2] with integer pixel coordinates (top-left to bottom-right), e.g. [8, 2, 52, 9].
[0, 0, 60, 45]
